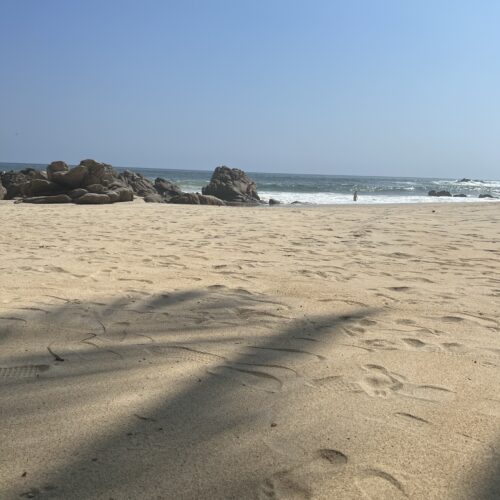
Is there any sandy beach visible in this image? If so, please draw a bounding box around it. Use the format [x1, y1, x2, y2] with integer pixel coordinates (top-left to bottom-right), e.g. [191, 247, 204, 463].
[0, 200, 499, 499]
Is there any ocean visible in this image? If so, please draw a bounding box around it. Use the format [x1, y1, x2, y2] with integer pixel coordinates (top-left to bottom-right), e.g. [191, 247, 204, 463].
[1, 162, 499, 205]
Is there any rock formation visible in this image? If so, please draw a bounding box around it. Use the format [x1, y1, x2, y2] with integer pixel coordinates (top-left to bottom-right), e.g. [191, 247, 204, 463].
[154, 178, 183, 201]
[202, 166, 260, 203]
[169, 193, 226, 206]
[1, 162, 258, 207]
[428, 190, 452, 197]
[1, 168, 47, 199]
[118, 170, 157, 197]
[1, 160, 134, 204]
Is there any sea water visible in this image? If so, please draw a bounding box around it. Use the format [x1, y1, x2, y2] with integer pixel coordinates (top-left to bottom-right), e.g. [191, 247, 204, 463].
[2, 162, 499, 205]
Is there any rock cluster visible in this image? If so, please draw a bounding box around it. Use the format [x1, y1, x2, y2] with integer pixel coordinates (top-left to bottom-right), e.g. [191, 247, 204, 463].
[202, 166, 260, 203]
[1, 162, 262, 206]
[428, 189, 496, 199]
[1, 160, 134, 204]
[169, 193, 226, 205]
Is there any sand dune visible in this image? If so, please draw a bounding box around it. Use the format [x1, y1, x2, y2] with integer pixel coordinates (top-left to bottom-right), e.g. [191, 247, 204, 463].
[0, 200, 499, 499]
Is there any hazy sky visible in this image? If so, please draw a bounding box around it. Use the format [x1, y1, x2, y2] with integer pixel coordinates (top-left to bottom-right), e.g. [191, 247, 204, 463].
[1, 1, 499, 178]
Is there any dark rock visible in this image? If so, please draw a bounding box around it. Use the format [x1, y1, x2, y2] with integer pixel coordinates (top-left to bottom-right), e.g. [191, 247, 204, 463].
[21, 179, 63, 197]
[269, 198, 281, 205]
[428, 190, 452, 197]
[202, 166, 260, 203]
[118, 170, 156, 196]
[74, 193, 111, 204]
[453, 194, 467, 197]
[144, 193, 165, 203]
[50, 165, 88, 188]
[86, 184, 107, 194]
[1, 169, 46, 199]
[80, 159, 118, 187]
[458, 178, 471, 182]
[46, 161, 69, 181]
[23, 194, 72, 204]
[68, 188, 88, 199]
[198, 195, 226, 206]
[169, 193, 226, 206]
[107, 191, 120, 203]
[114, 187, 134, 202]
[479, 193, 495, 199]
[154, 178, 183, 200]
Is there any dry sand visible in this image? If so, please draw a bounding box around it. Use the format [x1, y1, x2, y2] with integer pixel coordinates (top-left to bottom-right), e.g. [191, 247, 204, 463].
[0, 200, 499, 499]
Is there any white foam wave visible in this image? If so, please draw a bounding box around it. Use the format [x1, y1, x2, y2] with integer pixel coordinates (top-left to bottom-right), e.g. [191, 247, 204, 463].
[259, 191, 500, 205]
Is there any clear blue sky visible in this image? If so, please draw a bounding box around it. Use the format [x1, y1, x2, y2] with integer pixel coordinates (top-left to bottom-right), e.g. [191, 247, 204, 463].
[1, 0, 499, 178]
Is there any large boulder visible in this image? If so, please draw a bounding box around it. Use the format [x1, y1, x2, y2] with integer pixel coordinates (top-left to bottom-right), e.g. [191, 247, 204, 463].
[202, 166, 260, 203]
[80, 159, 118, 187]
[0, 179, 6, 200]
[0, 168, 46, 199]
[50, 165, 88, 188]
[118, 170, 156, 196]
[23, 194, 72, 204]
[21, 179, 63, 197]
[114, 186, 134, 202]
[68, 188, 88, 199]
[154, 178, 183, 200]
[74, 193, 111, 204]
[428, 190, 452, 197]
[86, 184, 107, 194]
[144, 193, 165, 203]
[169, 193, 226, 206]
[46, 161, 69, 181]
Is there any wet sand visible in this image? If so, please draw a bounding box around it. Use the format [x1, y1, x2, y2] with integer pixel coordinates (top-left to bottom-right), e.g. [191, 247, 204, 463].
[0, 200, 499, 499]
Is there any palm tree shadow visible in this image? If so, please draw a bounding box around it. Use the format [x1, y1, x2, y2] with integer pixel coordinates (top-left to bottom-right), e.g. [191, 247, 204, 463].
[1, 285, 380, 499]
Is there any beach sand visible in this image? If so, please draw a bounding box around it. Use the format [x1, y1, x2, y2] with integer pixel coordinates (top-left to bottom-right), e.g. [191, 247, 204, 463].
[0, 200, 499, 499]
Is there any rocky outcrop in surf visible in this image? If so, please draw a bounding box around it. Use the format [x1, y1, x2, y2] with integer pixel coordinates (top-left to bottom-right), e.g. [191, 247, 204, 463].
[428, 190, 452, 197]
[202, 166, 260, 203]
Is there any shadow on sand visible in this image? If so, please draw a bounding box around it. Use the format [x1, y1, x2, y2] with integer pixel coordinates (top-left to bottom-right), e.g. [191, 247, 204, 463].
[1, 285, 380, 499]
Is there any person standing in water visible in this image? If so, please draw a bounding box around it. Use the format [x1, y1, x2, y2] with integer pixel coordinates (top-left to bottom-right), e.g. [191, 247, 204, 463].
[353, 190, 358, 202]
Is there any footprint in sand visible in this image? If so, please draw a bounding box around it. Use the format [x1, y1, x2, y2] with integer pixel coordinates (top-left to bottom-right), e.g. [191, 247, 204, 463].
[357, 365, 404, 397]
[355, 468, 407, 499]
[258, 449, 348, 499]
[476, 399, 500, 417]
[402, 338, 427, 349]
[355, 364, 454, 402]
[363, 339, 398, 350]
